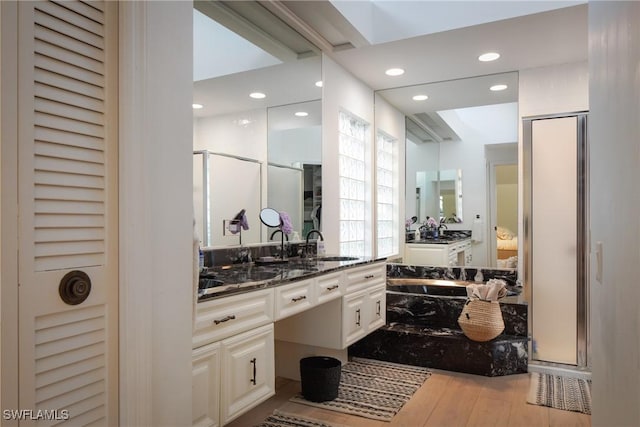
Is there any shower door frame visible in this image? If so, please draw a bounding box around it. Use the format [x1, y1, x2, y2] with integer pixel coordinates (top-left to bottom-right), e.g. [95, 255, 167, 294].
[523, 111, 589, 370]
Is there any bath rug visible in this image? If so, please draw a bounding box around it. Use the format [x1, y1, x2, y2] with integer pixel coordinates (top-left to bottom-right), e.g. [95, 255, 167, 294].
[526, 372, 592, 415]
[254, 409, 344, 427]
[290, 357, 431, 422]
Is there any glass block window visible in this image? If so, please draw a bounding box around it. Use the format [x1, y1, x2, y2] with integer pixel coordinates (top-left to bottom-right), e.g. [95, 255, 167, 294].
[339, 111, 369, 257]
[376, 132, 397, 257]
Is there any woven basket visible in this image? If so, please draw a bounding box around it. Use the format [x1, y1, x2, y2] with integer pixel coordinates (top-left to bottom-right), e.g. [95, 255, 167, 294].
[458, 299, 505, 342]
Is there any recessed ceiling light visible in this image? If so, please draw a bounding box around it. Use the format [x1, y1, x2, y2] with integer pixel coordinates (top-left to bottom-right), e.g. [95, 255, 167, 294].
[412, 95, 429, 101]
[490, 84, 508, 91]
[315, 80, 323, 88]
[478, 52, 500, 62]
[192, 103, 203, 109]
[385, 68, 405, 76]
[295, 111, 309, 117]
[249, 92, 266, 99]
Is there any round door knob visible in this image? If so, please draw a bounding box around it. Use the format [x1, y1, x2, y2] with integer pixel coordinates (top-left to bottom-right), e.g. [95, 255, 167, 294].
[59, 270, 92, 305]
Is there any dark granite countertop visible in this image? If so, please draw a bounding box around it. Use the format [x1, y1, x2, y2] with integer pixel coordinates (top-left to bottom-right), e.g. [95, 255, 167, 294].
[406, 230, 472, 245]
[198, 256, 384, 302]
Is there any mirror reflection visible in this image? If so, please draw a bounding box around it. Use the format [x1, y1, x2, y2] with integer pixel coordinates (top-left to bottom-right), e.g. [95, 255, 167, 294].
[267, 99, 322, 239]
[378, 72, 519, 266]
[192, 5, 321, 247]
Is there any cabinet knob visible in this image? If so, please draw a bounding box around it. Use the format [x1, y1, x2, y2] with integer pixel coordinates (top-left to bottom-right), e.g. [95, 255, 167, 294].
[326, 284, 339, 291]
[291, 295, 307, 302]
[364, 274, 375, 279]
[355, 308, 361, 326]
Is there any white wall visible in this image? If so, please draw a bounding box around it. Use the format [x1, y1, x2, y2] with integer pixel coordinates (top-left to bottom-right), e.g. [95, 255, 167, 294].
[268, 126, 321, 166]
[589, 2, 640, 425]
[119, 2, 194, 426]
[518, 60, 589, 280]
[321, 55, 374, 254]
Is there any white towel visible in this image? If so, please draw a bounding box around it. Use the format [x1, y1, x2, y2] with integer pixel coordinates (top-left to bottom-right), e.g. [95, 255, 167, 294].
[465, 280, 507, 301]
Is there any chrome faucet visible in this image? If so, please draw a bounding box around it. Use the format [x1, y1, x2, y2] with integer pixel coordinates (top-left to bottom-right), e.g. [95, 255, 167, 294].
[304, 229, 324, 257]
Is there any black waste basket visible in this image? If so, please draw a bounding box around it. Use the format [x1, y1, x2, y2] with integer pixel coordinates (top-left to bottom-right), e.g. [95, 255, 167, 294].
[299, 356, 341, 402]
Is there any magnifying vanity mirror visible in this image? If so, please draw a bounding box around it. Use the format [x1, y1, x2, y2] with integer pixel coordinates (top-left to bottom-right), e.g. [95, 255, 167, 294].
[259, 207, 281, 228]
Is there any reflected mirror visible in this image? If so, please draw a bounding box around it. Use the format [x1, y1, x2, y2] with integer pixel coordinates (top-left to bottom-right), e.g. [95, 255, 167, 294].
[378, 72, 519, 266]
[268, 99, 322, 239]
[192, 3, 321, 247]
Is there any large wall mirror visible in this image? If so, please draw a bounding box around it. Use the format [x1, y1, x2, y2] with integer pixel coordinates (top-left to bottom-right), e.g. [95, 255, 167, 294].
[377, 72, 519, 266]
[192, 2, 321, 247]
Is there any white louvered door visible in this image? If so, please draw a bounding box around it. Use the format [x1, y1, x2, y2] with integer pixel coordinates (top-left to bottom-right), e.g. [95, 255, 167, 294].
[17, 1, 118, 425]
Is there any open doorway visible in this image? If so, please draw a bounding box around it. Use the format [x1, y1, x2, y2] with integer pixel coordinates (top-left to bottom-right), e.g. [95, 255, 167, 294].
[486, 143, 518, 268]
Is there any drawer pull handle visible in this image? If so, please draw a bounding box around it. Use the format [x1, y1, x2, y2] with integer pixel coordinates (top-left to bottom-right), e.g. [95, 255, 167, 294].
[213, 315, 236, 325]
[291, 295, 307, 302]
[326, 285, 339, 291]
[356, 308, 361, 326]
[250, 358, 257, 385]
[364, 274, 375, 279]
[376, 300, 381, 316]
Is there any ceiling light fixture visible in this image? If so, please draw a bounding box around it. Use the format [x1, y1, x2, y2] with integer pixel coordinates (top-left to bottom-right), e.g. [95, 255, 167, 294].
[478, 52, 500, 62]
[249, 92, 266, 99]
[385, 68, 405, 76]
[192, 103, 203, 109]
[295, 111, 309, 117]
[490, 84, 508, 91]
[315, 80, 323, 88]
[412, 95, 429, 101]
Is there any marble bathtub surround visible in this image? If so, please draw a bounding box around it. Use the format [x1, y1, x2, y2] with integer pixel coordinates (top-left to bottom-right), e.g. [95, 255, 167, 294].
[348, 262, 528, 376]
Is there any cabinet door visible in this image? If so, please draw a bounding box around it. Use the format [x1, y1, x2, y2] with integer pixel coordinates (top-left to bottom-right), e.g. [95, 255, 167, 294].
[220, 324, 275, 425]
[367, 285, 386, 332]
[192, 343, 221, 427]
[404, 244, 448, 266]
[342, 291, 367, 346]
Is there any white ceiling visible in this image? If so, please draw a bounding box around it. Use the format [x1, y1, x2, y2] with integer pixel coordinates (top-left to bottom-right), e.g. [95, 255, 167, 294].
[193, 2, 588, 129]
[331, 0, 585, 45]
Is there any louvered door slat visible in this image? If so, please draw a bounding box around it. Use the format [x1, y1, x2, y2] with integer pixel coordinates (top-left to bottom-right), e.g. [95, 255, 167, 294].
[36, 343, 105, 375]
[35, 329, 105, 360]
[36, 367, 105, 403]
[35, 141, 104, 163]
[35, 54, 104, 88]
[36, 112, 105, 139]
[36, 2, 104, 40]
[35, 155, 105, 176]
[35, 241, 104, 260]
[35, 200, 104, 215]
[35, 185, 104, 202]
[36, 228, 105, 244]
[35, 68, 104, 100]
[36, 98, 104, 126]
[36, 171, 104, 190]
[36, 83, 104, 113]
[35, 37, 103, 75]
[61, 395, 106, 426]
[35, 316, 104, 345]
[35, 127, 104, 151]
[35, 214, 104, 229]
[36, 355, 104, 389]
[36, 381, 104, 413]
[81, 0, 104, 13]
[53, 0, 104, 23]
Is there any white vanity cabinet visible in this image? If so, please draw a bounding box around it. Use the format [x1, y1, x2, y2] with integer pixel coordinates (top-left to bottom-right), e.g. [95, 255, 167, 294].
[193, 261, 386, 426]
[192, 289, 275, 426]
[220, 324, 274, 425]
[192, 343, 221, 427]
[274, 262, 387, 349]
[404, 239, 471, 267]
[342, 283, 386, 347]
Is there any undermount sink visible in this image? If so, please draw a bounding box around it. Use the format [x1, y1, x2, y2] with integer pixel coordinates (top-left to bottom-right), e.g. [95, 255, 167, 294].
[316, 256, 360, 261]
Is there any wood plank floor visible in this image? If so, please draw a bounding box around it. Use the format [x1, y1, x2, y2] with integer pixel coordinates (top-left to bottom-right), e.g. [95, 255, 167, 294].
[226, 370, 591, 427]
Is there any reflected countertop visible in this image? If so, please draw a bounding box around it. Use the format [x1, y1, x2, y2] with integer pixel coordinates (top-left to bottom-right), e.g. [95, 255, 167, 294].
[198, 256, 383, 301]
